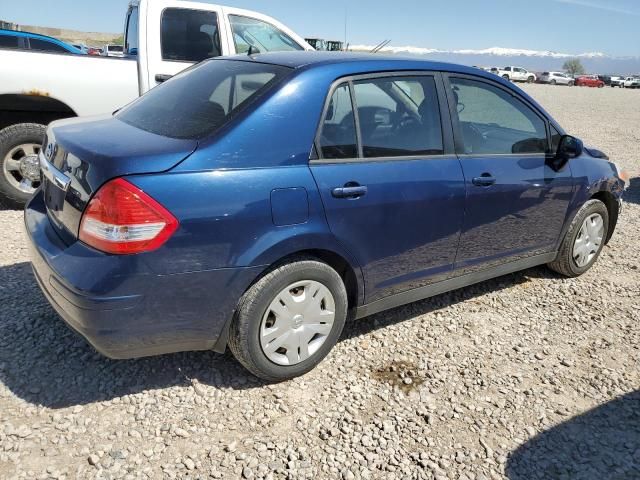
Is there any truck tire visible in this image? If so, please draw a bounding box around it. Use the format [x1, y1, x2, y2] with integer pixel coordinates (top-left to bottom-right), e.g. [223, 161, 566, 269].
[0, 123, 46, 209]
[502, 74, 510, 81]
[527, 76, 535, 83]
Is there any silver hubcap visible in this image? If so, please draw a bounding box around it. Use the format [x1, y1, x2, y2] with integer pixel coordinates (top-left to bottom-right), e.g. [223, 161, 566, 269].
[3, 143, 41, 194]
[573, 213, 604, 268]
[260, 280, 335, 366]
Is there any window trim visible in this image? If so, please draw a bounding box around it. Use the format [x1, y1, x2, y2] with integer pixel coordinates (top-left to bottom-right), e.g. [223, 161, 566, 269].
[311, 71, 455, 165]
[442, 72, 553, 157]
[159, 7, 221, 63]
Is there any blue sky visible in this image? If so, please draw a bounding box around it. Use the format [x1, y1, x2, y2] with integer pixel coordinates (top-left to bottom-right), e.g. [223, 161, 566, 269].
[2, 0, 639, 56]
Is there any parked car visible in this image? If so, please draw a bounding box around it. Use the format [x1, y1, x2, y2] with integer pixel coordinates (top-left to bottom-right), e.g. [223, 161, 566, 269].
[597, 75, 612, 86]
[103, 44, 125, 57]
[26, 52, 626, 380]
[538, 71, 574, 86]
[0, 0, 312, 207]
[610, 76, 625, 87]
[87, 47, 102, 56]
[496, 66, 537, 83]
[575, 75, 605, 88]
[72, 43, 89, 53]
[0, 29, 84, 54]
[622, 76, 640, 88]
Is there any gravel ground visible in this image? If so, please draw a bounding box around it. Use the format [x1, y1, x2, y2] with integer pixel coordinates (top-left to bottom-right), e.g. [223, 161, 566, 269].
[1, 84, 639, 480]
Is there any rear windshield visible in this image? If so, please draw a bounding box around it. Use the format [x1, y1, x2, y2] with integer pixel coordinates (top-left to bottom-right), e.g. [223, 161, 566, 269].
[117, 60, 290, 139]
[108, 45, 124, 52]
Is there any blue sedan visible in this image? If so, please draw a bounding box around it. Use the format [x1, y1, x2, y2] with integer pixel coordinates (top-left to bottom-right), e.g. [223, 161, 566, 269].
[26, 52, 626, 380]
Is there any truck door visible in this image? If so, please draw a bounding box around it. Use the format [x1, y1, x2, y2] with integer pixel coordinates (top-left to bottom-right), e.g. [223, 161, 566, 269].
[143, 2, 230, 91]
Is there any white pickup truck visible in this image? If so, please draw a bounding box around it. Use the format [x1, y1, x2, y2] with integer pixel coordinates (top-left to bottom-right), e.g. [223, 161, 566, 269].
[495, 66, 537, 83]
[0, 0, 311, 206]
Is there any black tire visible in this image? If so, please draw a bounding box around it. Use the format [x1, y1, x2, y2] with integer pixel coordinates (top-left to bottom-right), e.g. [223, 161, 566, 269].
[229, 258, 348, 381]
[550, 79, 557, 86]
[0, 123, 46, 209]
[527, 76, 535, 83]
[548, 199, 609, 278]
[502, 74, 510, 81]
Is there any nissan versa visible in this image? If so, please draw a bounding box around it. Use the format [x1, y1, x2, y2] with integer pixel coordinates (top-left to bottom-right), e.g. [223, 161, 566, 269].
[26, 52, 626, 381]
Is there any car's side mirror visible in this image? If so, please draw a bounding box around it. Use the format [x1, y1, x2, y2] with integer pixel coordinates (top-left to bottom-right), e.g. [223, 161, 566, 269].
[556, 135, 583, 160]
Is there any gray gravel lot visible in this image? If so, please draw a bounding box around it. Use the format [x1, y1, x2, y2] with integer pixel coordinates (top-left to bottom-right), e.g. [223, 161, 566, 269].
[1, 84, 639, 479]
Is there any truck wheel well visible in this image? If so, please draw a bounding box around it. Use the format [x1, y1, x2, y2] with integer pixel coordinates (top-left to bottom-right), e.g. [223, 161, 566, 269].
[0, 94, 76, 131]
[591, 191, 619, 244]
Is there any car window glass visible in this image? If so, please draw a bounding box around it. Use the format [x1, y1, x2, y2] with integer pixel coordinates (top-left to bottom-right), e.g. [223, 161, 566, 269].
[117, 60, 289, 140]
[0, 35, 19, 49]
[29, 38, 68, 53]
[504, 67, 511, 71]
[124, 7, 139, 55]
[161, 8, 221, 62]
[450, 77, 547, 155]
[353, 76, 444, 158]
[229, 15, 304, 54]
[319, 84, 358, 159]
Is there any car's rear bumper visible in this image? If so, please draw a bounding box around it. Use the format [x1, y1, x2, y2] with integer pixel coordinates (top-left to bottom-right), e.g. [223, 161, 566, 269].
[25, 191, 263, 359]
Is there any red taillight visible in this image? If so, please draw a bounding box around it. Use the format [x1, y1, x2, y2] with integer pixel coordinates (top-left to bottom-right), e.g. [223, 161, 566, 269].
[79, 178, 178, 255]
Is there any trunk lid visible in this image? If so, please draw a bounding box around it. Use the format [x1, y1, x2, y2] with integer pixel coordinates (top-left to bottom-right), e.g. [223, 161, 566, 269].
[41, 115, 197, 243]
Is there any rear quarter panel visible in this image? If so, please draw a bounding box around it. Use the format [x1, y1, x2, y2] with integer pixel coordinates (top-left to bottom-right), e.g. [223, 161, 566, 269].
[128, 166, 361, 277]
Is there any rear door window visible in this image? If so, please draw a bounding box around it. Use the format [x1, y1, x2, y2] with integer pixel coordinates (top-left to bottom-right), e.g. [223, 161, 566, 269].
[229, 15, 304, 54]
[318, 84, 358, 159]
[161, 8, 221, 62]
[0, 35, 19, 49]
[117, 60, 290, 139]
[352, 76, 444, 158]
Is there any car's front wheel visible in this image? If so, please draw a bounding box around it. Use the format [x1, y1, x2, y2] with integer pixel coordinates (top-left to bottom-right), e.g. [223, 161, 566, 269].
[548, 199, 609, 277]
[229, 258, 348, 381]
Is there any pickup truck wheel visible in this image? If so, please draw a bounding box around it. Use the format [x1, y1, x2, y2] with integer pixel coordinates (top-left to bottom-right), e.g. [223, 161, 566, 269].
[527, 76, 535, 83]
[0, 123, 46, 208]
[229, 258, 348, 381]
[502, 74, 510, 81]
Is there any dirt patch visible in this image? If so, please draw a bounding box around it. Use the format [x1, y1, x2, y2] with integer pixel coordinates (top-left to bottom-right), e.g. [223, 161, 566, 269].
[373, 360, 425, 393]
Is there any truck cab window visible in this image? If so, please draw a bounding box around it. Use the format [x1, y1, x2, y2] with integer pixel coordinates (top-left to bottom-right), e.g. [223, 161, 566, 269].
[161, 8, 221, 62]
[229, 15, 304, 54]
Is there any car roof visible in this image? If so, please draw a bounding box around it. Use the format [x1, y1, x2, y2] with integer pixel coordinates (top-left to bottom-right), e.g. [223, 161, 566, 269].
[219, 51, 491, 77]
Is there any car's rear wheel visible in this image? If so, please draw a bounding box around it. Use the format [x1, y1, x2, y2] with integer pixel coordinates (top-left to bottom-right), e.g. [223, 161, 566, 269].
[548, 199, 609, 278]
[527, 76, 535, 83]
[0, 123, 46, 209]
[229, 258, 348, 381]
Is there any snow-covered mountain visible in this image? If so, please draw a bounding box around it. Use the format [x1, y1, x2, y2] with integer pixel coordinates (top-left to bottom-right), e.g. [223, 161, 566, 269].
[349, 45, 639, 74]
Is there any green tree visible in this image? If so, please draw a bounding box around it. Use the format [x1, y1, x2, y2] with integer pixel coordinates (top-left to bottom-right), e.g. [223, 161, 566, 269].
[563, 58, 585, 76]
[111, 35, 124, 46]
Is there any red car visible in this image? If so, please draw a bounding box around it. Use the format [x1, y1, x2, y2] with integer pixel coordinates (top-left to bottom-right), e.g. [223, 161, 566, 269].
[575, 75, 605, 88]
